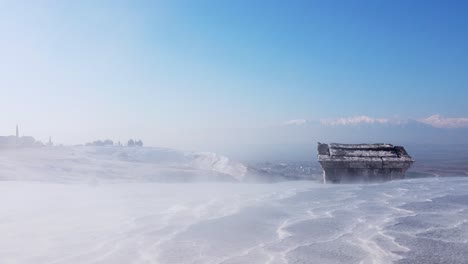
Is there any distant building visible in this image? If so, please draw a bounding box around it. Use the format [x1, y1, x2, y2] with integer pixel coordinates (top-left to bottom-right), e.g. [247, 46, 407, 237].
[0, 135, 19, 148]
[317, 143, 414, 183]
[47, 136, 54, 147]
[0, 125, 42, 148]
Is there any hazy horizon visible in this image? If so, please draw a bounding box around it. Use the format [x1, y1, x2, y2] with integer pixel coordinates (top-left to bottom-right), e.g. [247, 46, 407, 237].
[1, 1, 468, 157]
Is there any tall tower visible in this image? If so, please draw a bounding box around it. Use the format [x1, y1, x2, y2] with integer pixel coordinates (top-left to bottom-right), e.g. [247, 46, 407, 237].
[16, 125, 19, 138]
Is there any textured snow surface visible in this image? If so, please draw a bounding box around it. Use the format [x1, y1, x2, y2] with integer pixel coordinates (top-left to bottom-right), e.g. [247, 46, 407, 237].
[1, 178, 468, 264]
[190, 152, 247, 181]
[1, 147, 467, 263]
[0, 147, 247, 183]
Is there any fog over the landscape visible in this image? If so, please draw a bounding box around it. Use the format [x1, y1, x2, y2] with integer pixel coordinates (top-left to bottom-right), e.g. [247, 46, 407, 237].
[0, 145, 468, 264]
[2, 1, 468, 264]
[3, 115, 468, 162]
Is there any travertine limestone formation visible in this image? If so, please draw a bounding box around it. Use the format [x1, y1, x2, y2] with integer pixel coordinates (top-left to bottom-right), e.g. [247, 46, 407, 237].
[317, 143, 414, 183]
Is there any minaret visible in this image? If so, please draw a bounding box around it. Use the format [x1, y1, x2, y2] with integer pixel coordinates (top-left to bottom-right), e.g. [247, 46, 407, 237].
[16, 125, 19, 138]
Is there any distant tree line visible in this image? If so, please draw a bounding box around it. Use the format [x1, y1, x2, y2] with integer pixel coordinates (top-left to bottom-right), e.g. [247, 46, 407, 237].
[86, 139, 114, 147]
[86, 139, 143, 147]
[127, 139, 143, 147]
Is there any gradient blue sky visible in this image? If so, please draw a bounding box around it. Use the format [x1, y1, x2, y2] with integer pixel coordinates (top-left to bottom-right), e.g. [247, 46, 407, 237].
[1, 1, 467, 155]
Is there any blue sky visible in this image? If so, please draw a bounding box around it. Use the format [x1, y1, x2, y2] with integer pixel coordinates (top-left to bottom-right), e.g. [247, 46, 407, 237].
[1, 1, 467, 156]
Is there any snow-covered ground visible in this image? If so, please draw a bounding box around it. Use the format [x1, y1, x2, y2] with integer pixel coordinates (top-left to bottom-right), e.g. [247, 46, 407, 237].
[0, 146, 247, 183]
[1, 147, 467, 264]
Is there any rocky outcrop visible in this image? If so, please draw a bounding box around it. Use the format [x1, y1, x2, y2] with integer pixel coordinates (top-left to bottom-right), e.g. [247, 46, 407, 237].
[318, 143, 414, 183]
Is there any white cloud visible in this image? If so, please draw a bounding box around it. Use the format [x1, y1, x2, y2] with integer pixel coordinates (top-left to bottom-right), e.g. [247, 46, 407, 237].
[283, 119, 308, 126]
[420, 114, 468, 128]
[320, 116, 389, 126]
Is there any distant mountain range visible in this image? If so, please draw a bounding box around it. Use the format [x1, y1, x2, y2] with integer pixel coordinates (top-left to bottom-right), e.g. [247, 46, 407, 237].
[280, 116, 468, 145]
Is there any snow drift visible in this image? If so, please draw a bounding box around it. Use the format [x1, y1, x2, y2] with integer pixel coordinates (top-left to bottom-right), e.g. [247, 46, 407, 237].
[0, 146, 248, 183]
[1, 178, 468, 264]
